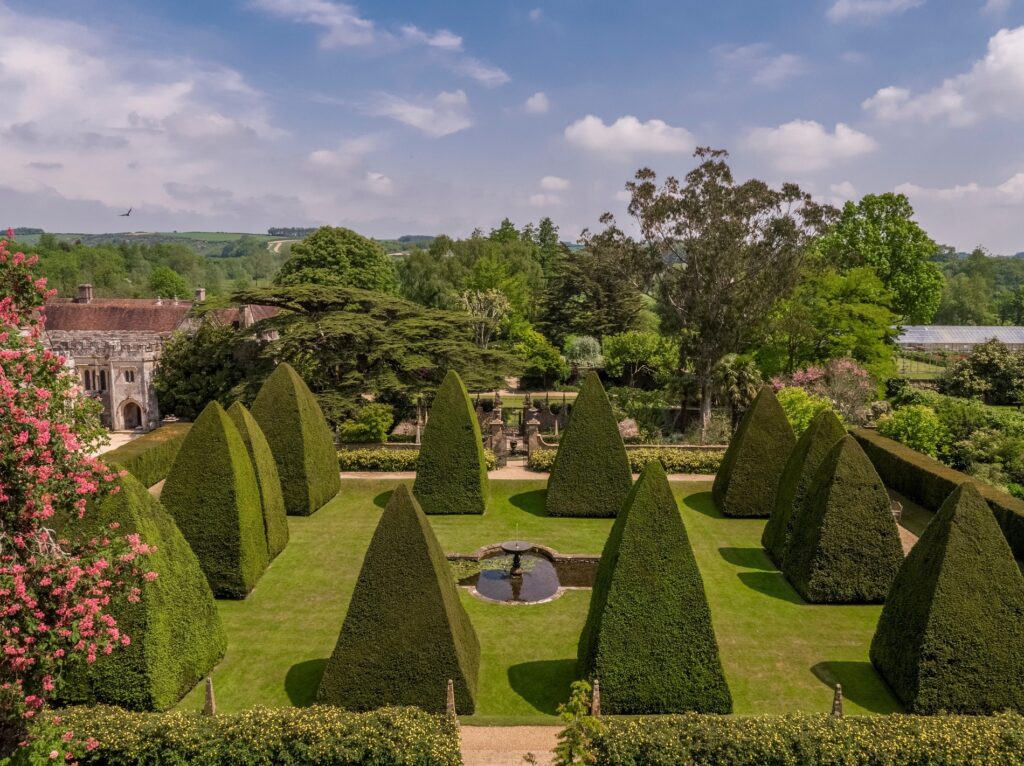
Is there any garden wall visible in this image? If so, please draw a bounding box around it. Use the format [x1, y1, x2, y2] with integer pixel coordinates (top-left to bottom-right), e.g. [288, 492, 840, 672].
[101, 422, 192, 488]
[852, 427, 1024, 558]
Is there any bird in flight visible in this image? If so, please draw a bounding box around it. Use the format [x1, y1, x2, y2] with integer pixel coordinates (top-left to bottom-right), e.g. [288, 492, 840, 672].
[120, 207, 132, 217]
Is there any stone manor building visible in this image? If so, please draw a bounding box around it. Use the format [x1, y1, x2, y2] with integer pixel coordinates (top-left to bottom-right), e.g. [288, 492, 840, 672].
[43, 284, 272, 432]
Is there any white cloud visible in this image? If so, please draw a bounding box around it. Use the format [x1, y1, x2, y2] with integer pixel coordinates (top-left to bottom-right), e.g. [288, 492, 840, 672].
[451, 57, 510, 87]
[896, 172, 1024, 204]
[369, 90, 472, 136]
[524, 91, 550, 114]
[827, 0, 924, 22]
[529, 8, 543, 22]
[399, 24, 462, 50]
[564, 115, 695, 156]
[528, 192, 562, 207]
[863, 26, 1024, 125]
[744, 120, 876, 172]
[308, 134, 381, 170]
[829, 180, 858, 200]
[248, 0, 376, 46]
[540, 175, 570, 191]
[364, 171, 394, 195]
[714, 43, 805, 87]
[982, 0, 1011, 14]
[614, 189, 632, 203]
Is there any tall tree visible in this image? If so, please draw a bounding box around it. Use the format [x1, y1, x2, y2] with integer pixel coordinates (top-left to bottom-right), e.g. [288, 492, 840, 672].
[274, 226, 398, 294]
[817, 193, 943, 323]
[622, 147, 834, 435]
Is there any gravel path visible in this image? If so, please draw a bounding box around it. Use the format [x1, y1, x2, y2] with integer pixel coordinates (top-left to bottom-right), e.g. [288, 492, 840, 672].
[460, 726, 560, 766]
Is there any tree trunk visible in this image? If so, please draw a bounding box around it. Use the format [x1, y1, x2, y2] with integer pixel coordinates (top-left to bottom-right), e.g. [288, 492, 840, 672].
[699, 380, 713, 444]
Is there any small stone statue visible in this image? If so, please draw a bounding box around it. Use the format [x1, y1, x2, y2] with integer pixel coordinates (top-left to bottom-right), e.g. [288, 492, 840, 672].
[446, 678, 456, 717]
[591, 677, 601, 717]
[831, 683, 843, 718]
[203, 676, 216, 716]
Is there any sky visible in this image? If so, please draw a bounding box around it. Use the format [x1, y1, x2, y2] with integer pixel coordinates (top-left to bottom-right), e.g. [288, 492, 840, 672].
[2, 0, 1024, 252]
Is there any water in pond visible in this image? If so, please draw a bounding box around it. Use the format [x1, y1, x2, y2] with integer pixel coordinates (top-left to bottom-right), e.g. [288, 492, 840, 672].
[459, 553, 560, 603]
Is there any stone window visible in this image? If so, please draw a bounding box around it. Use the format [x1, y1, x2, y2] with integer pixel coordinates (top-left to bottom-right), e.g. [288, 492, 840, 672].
[124, 368, 136, 383]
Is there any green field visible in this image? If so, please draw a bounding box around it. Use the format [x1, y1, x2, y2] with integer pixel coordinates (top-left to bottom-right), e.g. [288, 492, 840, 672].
[177, 477, 902, 722]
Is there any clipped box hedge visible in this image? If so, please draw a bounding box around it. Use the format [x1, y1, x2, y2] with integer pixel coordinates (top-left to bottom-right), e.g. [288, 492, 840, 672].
[339, 448, 498, 472]
[590, 713, 1024, 766]
[56, 705, 462, 766]
[528, 448, 722, 475]
[101, 422, 192, 488]
[852, 427, 1024, 559]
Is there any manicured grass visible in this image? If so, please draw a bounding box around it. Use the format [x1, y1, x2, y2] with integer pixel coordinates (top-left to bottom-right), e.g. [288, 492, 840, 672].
[178, 477, 900, 721]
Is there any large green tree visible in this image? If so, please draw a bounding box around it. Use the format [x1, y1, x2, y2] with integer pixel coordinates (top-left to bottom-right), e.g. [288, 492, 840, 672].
[621, 148, 834, 435]
[274, 226, 398, 293]
[817, 193, 943, 323]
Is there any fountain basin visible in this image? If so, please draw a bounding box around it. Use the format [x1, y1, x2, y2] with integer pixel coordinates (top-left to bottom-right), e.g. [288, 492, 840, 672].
[450, 544, 599, 605]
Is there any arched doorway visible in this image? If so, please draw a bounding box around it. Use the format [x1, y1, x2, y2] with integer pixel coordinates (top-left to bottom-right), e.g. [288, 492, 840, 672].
[122, 401, 142, 430]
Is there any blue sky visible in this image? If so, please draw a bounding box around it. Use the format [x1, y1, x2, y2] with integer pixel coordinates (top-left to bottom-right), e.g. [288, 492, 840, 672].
[2, 0, 1024, 251]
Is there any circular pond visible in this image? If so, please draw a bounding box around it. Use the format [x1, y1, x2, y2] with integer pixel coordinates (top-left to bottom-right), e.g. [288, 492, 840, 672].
[458, 553, 560, 604]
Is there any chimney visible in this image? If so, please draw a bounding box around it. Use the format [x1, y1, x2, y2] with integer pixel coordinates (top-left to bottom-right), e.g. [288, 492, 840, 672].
[75, 284, 94, 304]
[194, 287, 206, 302]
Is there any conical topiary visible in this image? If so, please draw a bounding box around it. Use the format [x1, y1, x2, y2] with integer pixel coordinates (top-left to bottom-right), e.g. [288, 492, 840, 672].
[782, 435, 903, 603]
[412, 370, 488, 515]
[871, 482, 1024, 713]
[228, 402, 290, 559]
[546, 372, 632, 518]
[161, 401, 269, 598]
[317, 484, 480, 712]
[762, 409, 846, 566]
[251, 363, 340, 516]
[578, 462, 732, 713]
[57, 473, 226, 710]
[713, 386, 796, 517]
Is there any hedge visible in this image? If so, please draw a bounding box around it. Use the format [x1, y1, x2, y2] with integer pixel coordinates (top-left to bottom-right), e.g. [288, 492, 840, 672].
[251, 362, 340, 516]
[161, 401, 269, 599]
[589, 713, 1024, 766]
[101, 422, 192, 488]
[56, 474, 225, 711]
[578, 462, 732, 714]
[412, 370, 489, 515]
[228, 402, 290, 559]
[528, 448, 722, 475]
[55, 705, 461, 766]
[782, 436, 903, 603]
[339, 448, 497, 472]
[852, 427, 1024, 559]
[318, 484, 480, 713]
[762, 410, 846, 567]
[713, 386, 796, 518]
[547, 372, 633, 518]
[871, 482, 1024, 714]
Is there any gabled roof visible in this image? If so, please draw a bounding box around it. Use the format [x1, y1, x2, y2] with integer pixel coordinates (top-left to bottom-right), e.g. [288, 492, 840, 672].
[897, 325, 1024, 345]
[43, 299, 193, 334]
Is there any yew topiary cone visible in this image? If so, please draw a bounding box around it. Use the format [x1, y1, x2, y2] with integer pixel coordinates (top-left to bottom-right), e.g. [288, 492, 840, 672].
[713, 386, 796, 517]
[578, 462, 732, 714]
[58, 473, 225, 710]
[412, 370, 488, 515]
[762, 409, 846, 567]
[871, 482, 1024, 713]
[228, 402, 290, 559]
[251, 362, 340, 516]
[317, 484, 480, 712]
[161, 401, 269, 598]
[782, 435, 903, 603]
[546, 372, 632, 518]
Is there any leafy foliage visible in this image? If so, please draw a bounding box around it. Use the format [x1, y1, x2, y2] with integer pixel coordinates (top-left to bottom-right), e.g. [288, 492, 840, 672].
[578, 462, 732, 713]
[339, 447, 498, 472]
[761, 409, 846, 567]
[317, 485, 480, 713]
[57, 474, 225, 711]
[602, 331, 676, 389]
[774, 386, 836, 436]
[251, 362, 340, 516]
[227, 403, 290, 559]
[546, 373, 633, 517]
[877, 404, 945, 457]
[274, 226, 398, 293]
[101, 422, 192, 488]
[712, 386, 796, 517]
[871, 483, 1024, 713]
[337, 403, 394, 444]
[412, 371, 489, 515]
[939, 338, 1024, 405]
[511, 325, 569, 387]
[782, 436, 903, 603]
[148, 265, 190, 299]
[160, 401, 269, 598]
[528, 447, 722, 475]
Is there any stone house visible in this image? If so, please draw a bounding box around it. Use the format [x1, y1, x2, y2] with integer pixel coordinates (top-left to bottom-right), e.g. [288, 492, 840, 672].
[42, 284, 273, 432]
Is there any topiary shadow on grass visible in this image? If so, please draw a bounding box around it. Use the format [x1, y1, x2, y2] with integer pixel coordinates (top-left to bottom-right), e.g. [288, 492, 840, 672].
[373, 490, 394, 509]
[810, 661, 901, 714]
[686, 491, 720, 519]
[509, 489, 547, 517]
[507, 659, 575, 715]
[736, 571, 804, 605]
[285, 659, 328, 706]
[719, 547, 776, 571]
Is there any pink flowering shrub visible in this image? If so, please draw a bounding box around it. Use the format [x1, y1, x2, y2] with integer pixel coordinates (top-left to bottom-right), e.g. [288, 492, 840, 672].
[0, 232, 152, 757]
[772, 358, 876, 425]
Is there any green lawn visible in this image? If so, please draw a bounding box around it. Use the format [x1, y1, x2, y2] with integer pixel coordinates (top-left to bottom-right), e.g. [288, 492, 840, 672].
[178, 477, 900, 721]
